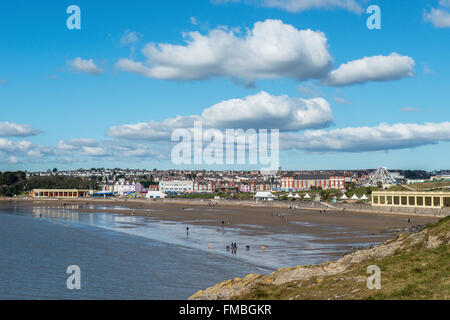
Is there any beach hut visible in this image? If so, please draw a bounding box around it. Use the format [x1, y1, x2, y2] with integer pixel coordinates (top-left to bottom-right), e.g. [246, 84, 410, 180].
[340, 194, 348, 200]
[360, 194, 369, 200]
[351, 194, 360, 200]
[304, 193, 311, 199]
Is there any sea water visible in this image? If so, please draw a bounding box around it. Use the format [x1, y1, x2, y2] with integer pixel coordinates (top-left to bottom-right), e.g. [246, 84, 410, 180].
[0, 203, 382, 299]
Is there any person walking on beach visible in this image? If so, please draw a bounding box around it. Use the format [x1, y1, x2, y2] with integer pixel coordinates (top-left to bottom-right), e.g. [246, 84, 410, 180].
[231, 242, 237, 255]
[186, 226, 189, 236]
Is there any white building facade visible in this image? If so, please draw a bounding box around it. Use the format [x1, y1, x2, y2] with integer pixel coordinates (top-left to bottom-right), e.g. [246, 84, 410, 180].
[159, 180, 194, 193]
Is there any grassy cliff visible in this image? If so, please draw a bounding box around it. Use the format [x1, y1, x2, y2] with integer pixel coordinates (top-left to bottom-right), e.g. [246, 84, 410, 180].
[190, 217, 450, 300]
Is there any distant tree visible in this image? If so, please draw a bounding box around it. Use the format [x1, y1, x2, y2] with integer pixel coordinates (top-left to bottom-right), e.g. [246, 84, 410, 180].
[345, 182, 355, 191]
[0, 171, 27, 197]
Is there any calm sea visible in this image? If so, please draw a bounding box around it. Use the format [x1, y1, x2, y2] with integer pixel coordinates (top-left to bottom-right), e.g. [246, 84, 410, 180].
[0, 203, 382, 299]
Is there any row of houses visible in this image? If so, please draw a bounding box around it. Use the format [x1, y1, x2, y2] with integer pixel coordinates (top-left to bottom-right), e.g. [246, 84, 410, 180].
[159, 180, 277, 194]
[280, 173, 347, 191]
[103, 180, 145, 196]
[158, 174, 347, 194]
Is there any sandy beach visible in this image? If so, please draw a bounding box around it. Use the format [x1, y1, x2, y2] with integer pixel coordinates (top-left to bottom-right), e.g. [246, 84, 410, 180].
[0, 197, 439, 248]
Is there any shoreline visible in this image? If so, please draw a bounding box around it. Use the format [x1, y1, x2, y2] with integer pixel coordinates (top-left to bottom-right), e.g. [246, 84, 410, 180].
[2, 196, 447, 218]
[0, 197, 440, 247]
[0, 197, 444, 290]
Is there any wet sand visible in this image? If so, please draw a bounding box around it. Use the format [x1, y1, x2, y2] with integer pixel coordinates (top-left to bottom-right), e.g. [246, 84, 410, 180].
[1, 198, 439, 247]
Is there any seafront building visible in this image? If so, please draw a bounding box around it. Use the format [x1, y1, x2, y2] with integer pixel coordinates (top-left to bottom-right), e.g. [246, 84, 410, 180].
[372, 191, 450, 209]
[146, 191, 166, 199]
[254, 191, 276, 201]
[31, 189, 91, 198]
[159, 180, 194, 194]
[280, 173, 345, 191]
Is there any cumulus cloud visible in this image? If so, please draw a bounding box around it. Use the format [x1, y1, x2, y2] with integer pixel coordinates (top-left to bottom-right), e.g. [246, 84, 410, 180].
[0, 139, 33, 154]
[116, 19, 333, 85]
[424, 65, 435, 74]
[297, 83, 324, 97]
[55, 138, 167, 160]
[120, 30, 142, 46]
[0, 138, 52, 160]
[190, 17, 199, 25]
[69, 57, 102, 75]
[440, 0, 450, 8]
[212, 0, 363, 13]
[107, 91, 334, 140]
[116, 20, 417, 87]
[262, 0, 362, 13]
[324, 53, 415, 86]
[332, 96, 350, 105]
[202, 91, 332, 130]
[282, 122, 450, 152]
[8, 156, 20, 164]
[56, 138, 99, 151]
[0, 121, 42, 137]
[424, 8, 450, 28]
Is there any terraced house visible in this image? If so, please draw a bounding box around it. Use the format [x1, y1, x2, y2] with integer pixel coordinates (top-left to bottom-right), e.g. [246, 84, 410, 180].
[281, 173, 345, 191]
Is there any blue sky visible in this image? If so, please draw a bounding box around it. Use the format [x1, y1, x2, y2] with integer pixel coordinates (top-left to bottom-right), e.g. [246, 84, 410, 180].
[0, 0, 449, 171]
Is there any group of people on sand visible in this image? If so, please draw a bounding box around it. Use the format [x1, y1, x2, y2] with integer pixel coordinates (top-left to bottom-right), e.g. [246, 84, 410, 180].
[271, 212, 287, 220]
[226, 242, 251, 255]
[226, 242, 237, 255]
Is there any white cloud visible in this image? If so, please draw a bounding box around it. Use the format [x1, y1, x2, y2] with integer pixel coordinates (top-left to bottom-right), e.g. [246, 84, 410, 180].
[440, 0, 450, 8]
[212, 0, 363, 13]
[69, 57, 102, 75]
[424, 65, 435, 74]
[54, 138, 167, 160]
[8, 156, 19, 164]
[424, 8, 450, 28]
[325, 53, 415, 86]
[297, 83, 324, 97]
[261, 0, 362, 13]
[107, 91, 334, 140]
[79, 146, 108, 157]
[0, 138, 51, 160]
[120, 30, 142, 46]
[332, 96, 350, 105]
[0, 139, 33, 154]
[282, 122, 450, 152]
[202, 91, 333, 130]
[190, 17, 199, 25]
[0, 121, 41, 137]
[56, 138, 99, 151]
[0, 155, 21, 164]
[116, 19, 332, 85]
